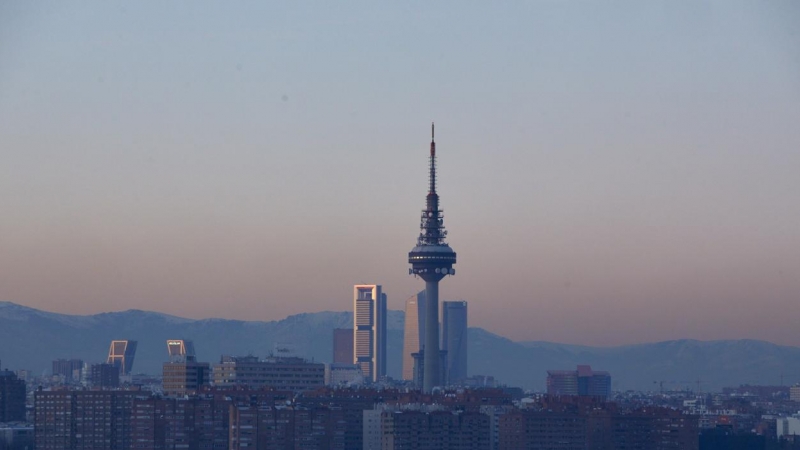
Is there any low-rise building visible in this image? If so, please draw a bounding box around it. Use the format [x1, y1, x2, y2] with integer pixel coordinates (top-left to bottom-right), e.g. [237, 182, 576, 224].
[325, 363, 363, 386]
[213, 355, 324, 393]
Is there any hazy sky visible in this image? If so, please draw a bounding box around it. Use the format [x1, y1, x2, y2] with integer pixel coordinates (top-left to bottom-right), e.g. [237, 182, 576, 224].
[2, 1, 799, 346]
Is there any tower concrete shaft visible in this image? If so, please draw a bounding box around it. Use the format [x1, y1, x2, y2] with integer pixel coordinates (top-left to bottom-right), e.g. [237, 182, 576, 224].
[408, 123, 456, 393]
[423, 279, 440, 392]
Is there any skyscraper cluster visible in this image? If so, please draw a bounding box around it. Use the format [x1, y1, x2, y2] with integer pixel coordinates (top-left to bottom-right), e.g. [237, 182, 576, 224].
[408, 123, 458, 392]
[342, 127, 469, 390]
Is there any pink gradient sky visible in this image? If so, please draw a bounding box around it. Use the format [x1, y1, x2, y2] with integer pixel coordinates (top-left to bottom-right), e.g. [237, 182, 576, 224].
[1, 2, 799, 346]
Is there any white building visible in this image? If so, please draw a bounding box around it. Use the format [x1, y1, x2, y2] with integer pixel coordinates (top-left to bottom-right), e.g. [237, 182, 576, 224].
[790, 384, 800, 402]
[777, 416, 800, 438]
[363, 409, 383, 450]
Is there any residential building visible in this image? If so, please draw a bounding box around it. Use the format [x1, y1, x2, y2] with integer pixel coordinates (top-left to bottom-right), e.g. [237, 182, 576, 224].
[499, 402, 698, 450]
[381, 409, 490, 450]
[131, 396, 230, 449]
[325, 363, 364, 386]
[34, 389, 138, 450]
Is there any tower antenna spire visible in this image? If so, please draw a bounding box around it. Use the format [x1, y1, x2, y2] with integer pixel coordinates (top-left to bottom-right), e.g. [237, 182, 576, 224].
[409, 124, 457, 393]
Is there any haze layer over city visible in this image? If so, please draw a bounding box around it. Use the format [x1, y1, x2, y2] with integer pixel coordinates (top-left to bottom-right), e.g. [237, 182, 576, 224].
[1, 1, 799, 347]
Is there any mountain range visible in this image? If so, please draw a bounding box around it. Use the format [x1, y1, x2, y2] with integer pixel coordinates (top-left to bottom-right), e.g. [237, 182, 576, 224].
[1, 300, 798, 391]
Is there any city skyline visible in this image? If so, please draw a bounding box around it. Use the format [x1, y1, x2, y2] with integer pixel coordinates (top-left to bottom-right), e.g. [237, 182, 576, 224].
[1, 2, 800, 347]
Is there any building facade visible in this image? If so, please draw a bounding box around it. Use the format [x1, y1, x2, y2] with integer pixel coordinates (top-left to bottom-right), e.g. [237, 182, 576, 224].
[34, 389, 138, 450]
[0, 423, 34, 450]
[442, 300, 468, 384]
[402, 291, 426, 381]
[212, 356, 325, 393]
[546, 365, 611, 398]
[52, 359, 83, 384]
[499, 403, 698, 450]
[162, 360, 210, 396]
[325, 363, 364, 386]
[353, 284, 387, 382]
[106, 340, 137, 375]
[333, 328, 354, 364]
[90, 363, 120, 388]
[166, 339, 195, 363]
[381, 410, 491, 450]
[790, 384, 800, 402]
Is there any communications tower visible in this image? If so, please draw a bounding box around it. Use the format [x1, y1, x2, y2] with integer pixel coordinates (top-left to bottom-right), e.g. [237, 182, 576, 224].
[408, 123, 456, 393]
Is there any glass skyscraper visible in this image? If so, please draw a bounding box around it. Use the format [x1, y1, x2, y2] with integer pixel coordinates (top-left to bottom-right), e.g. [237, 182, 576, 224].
[442, 301, 468, 383]
[106, 340, 137, 375]
[402, 291, 426, 380]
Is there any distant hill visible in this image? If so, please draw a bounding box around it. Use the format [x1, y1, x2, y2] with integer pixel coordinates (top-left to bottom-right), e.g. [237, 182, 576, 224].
[2, 301, 799, 391]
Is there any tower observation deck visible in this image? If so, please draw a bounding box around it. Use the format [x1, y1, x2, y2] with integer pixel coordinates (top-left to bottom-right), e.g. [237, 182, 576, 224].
[408, 123, 456, 393]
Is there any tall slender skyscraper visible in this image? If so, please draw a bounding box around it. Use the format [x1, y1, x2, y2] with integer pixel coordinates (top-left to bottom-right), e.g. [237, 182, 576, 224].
[408, 124, 457, 392]
[442, 300, 468, 383]
[402, 291, 426, 380]
[353, 285, 387, 382]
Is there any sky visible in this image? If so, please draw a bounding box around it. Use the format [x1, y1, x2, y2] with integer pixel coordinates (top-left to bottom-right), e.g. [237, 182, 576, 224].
[1, 1, 799, 346]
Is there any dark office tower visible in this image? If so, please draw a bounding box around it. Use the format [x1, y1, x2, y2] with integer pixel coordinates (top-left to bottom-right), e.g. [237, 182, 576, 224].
[353, 285, 387, 382]
[333, 328, 354, 364]
[0, 369, 26, 422]
[442, 300, 468, 384]
[90, 363, 120, 388]
[546, 365, 611, 398]
[107, 339, 137, 375]
[402, 291, 426, 381]
[409, 123, 457, 393]
[52, 358, 84, 383]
